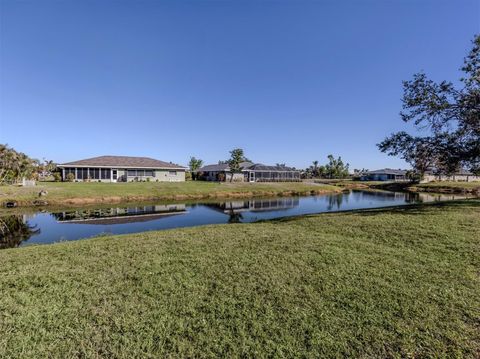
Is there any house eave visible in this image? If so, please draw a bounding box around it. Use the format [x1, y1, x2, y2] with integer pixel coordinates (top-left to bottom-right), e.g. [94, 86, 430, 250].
[58, 164, 186, 170]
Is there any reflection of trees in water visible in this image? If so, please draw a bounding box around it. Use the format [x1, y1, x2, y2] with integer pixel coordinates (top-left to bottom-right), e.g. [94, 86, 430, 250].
[0, 215, 40, 249]
[226, 203, 244, 223]
[404, 192, 420, 203]
[327, 194, 344, 210]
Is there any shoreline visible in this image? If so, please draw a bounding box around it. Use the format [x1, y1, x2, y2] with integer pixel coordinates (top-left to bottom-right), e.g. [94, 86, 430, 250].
[1, 182, 341, 209]
[315, 180, 480, 195]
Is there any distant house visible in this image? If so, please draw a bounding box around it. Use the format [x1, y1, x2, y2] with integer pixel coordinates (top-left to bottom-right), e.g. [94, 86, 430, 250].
[58, 156, 186, 182]
[422, 169, 480, 183]
[360, 169, 408, 182]
[198, 162, 301, 182]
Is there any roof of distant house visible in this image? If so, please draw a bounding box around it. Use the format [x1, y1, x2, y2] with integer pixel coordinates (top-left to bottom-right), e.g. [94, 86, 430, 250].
[247, 163, 297, 172]
[59, 156, 186, 169]
[197, 161, 253, 172]
[425, 168, 476, 175]
[364, 168, 407, 176]
[198, 162, 299, 172]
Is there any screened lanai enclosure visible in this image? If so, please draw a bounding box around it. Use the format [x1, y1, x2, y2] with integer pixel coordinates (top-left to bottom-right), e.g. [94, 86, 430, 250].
[245, 164, 301, 182]
[197, 162, 301, 182]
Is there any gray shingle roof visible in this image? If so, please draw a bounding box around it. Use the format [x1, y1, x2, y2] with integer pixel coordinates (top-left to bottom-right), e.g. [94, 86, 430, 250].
[247, 164, 298, 172]
[197, 163, 230, 172]
[365, 169, 407, 175]
[198, 162, 298, 172]
[59, 156, 186, 169]
[198, 162, 253, 172]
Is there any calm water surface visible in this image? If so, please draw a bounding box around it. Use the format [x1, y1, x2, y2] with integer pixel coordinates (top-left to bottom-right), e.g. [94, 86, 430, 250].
[0, 190, 469, 249]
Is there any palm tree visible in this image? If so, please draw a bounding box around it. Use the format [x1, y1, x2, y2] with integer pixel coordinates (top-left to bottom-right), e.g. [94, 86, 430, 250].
[312, 160, 319, 177]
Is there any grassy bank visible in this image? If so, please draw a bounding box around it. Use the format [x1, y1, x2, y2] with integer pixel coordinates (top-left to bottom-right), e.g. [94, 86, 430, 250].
[410, 181, 480, 194]
[0, 181, 339, 207]
[1, 200, 479, 357]
[315, 179, 480, 195]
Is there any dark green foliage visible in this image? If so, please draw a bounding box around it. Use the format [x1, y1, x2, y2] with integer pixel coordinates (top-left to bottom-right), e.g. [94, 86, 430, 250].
[378, 35, 480, 175]
[305, 155, 349, 178]
[0, 144, 37, 184]
[227, 148, 244, 182]
[0, 215, 39, 249]
[188, 157, 203, 180]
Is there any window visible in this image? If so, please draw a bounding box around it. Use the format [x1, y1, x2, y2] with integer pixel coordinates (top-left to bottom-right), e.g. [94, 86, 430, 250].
[91, 168, 100, 179]
[77, 168, 88, 180]
[126, 169, 155, 177]
[101, 169, 110, 180]
[169, 171, 177, 176]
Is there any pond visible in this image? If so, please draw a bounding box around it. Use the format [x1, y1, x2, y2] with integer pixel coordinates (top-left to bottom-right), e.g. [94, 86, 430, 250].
[0, 190, 470, 249]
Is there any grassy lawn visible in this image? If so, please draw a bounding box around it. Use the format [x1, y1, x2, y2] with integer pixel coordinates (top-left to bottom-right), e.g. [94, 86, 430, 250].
[1, 200, 479, 357]
[413, 181, 480, 191]
[0, 181, 339, 207]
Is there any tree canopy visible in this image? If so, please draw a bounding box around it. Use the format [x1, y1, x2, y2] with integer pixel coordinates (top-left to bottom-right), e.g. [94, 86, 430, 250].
[227, 148, 244, 182]
[0, 144, 38, 184]
[378, 35, 480, 175]
[304, 155, 349, 179]
[188, 157, 204, 180]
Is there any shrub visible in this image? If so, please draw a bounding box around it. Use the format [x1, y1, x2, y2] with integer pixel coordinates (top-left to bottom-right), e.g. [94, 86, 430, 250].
[185, 172, 192, 181]
[217, 173, 225, 182]
[52, 172, 62, 182]
[66, 173, 75, 182]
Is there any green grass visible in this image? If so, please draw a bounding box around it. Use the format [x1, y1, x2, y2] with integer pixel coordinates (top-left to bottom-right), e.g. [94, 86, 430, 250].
[415, 181, 480, 190]
[1, 200, 479, 357]
[0, 181, 339, 207]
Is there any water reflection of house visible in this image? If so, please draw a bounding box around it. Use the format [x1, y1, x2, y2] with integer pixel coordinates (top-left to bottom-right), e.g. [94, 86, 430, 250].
[53, 204, 187, 224]
[210, 198, 300, 214]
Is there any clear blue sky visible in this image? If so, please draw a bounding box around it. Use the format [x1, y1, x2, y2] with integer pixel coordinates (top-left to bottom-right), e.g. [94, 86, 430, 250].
[1, 0, 478, 170]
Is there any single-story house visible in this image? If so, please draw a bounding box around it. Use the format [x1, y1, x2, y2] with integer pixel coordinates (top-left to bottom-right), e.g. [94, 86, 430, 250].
[421, 169, 480, 183]
[360, 169, 408, 182]
[58, 156, 186, 182]
[197, 162, 301, 182]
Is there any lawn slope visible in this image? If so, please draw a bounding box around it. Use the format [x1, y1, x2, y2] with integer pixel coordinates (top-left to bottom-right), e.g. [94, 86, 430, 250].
[0, 181, 339, 207]
[0, 200, 479, 357]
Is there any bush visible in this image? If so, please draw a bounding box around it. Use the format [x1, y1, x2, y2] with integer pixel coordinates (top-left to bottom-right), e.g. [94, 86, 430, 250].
[52, 172, 62, 182]
[185, 172, 192, 181]
[66, 173, 75, 182]
[217, 173, 225, 182]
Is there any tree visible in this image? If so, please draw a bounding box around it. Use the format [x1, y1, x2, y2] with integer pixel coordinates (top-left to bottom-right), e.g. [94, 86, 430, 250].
[312, 160, 319, 177]
[378, 35, 480, 176]
[325, 155, 349, 179]
[188, 157, 203, 180]
[0, 144, 37, 184]
[303, 156, 348, 179]
[227, 148, 244, 182]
